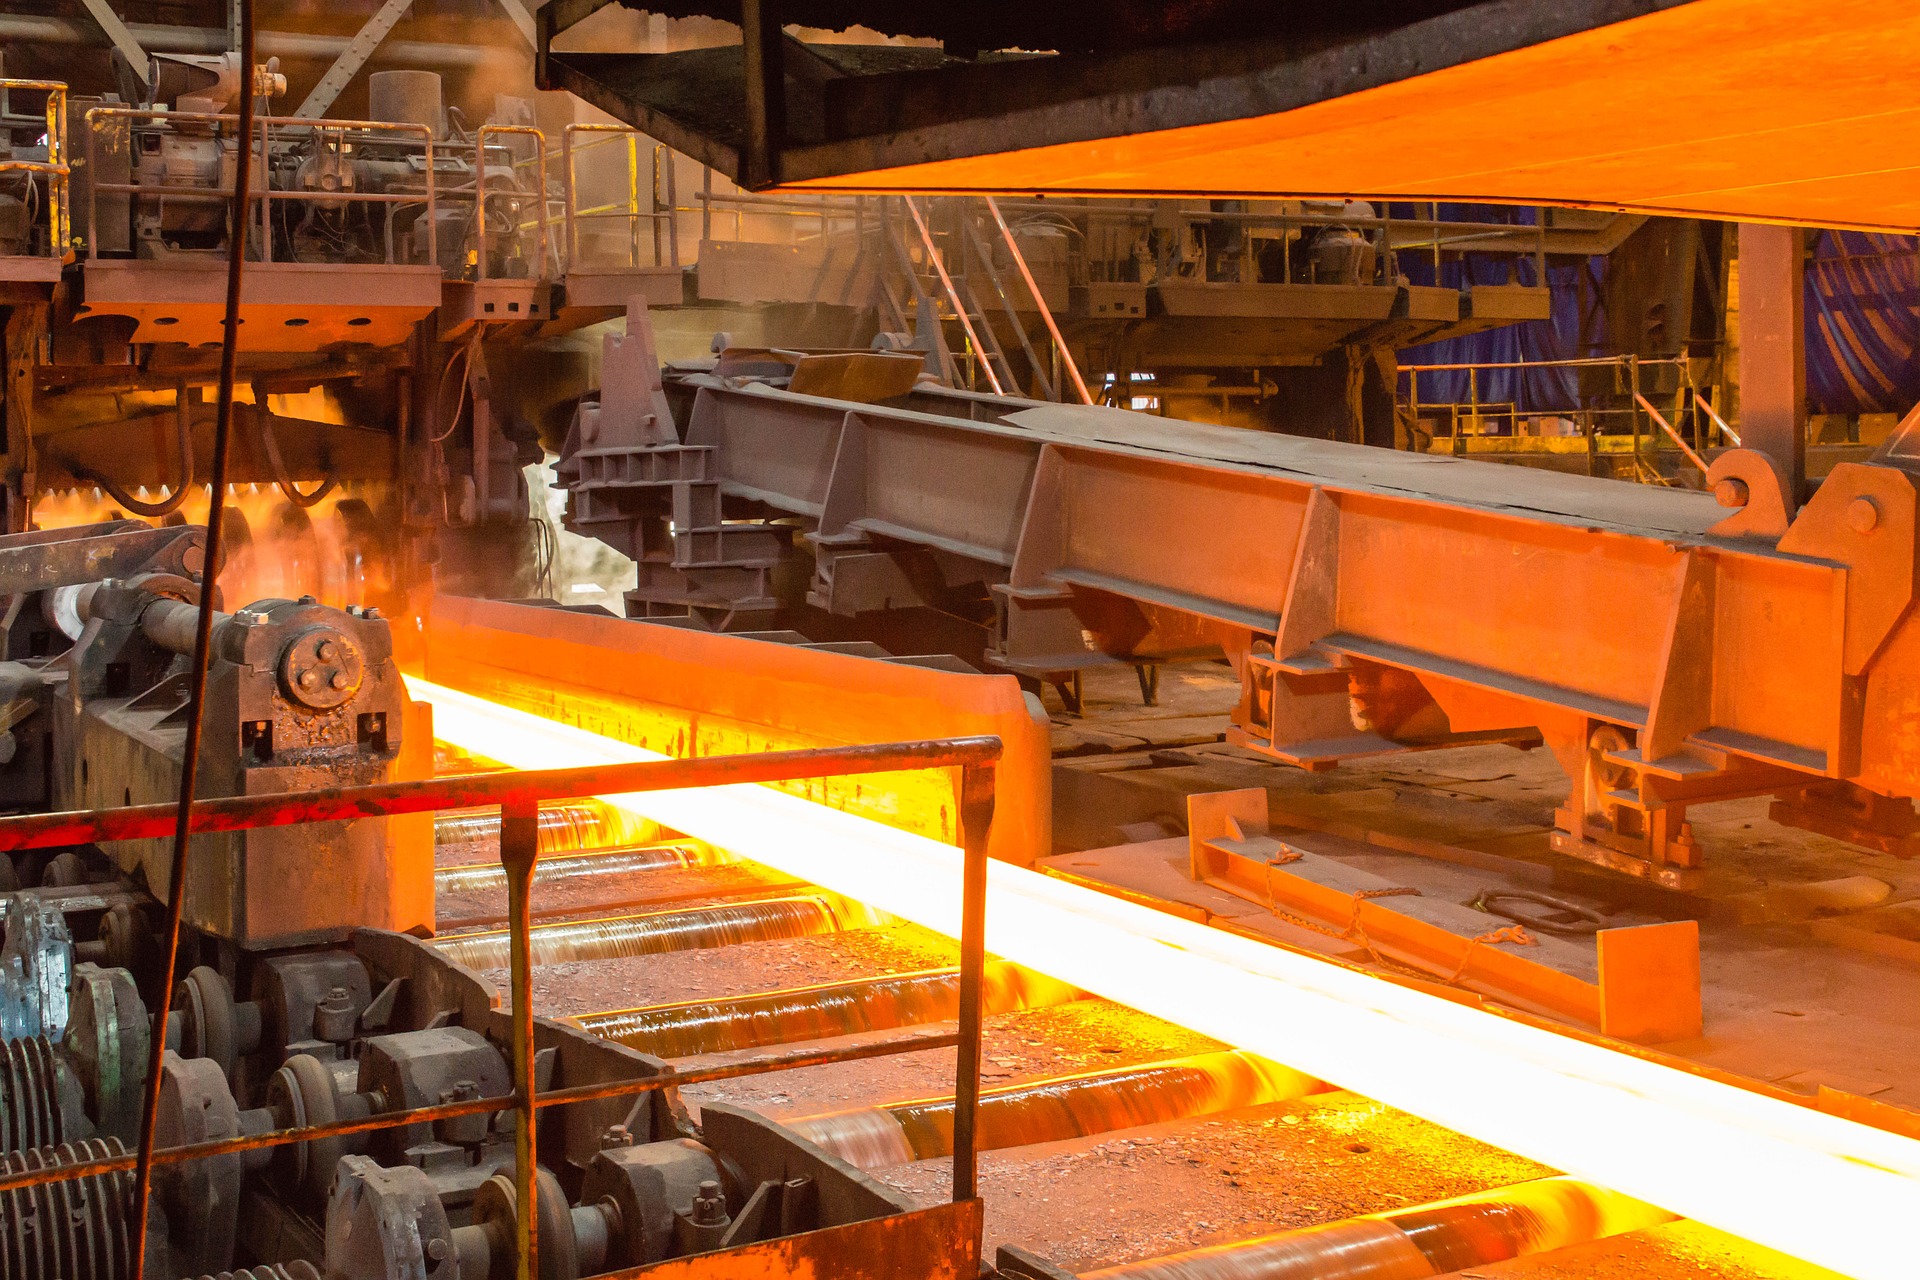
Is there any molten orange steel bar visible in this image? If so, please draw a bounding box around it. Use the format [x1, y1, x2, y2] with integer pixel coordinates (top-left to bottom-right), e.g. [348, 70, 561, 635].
[412, 676, 1920, 1280]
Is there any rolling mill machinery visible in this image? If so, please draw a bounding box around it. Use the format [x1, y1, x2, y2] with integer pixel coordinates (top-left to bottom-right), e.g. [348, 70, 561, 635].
[1, 55, 674, 626]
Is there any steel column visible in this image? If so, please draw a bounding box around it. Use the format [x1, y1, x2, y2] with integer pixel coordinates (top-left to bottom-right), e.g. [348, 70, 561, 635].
[1737, 223, 1807, 506]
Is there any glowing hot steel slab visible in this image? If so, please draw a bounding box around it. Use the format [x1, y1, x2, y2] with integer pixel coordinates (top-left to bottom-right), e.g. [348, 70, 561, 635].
[411, 676, 1920, 1280]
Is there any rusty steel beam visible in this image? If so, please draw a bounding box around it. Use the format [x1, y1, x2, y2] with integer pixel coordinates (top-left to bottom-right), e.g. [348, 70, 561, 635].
[0, 14, 523, 67]
[662, 365, 1920, 883]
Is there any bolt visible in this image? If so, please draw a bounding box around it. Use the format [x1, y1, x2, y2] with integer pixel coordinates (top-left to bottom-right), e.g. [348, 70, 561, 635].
[298, 594, 318, 605]
[426, 1238, 448, 1261]
[599, 1123, 633, 1149]
[330, 672, 349, 690]
[1713, 477, 1750, 509]
[297, 670, 317, 690]
[1848, 496, 1881, 534]
[692, 1180, 726, 1225]
[317, 640, 336, 660]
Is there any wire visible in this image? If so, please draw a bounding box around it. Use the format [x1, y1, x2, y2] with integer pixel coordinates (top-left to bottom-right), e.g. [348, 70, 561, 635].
[1471, 889, 1607, 938]
[75, 385, 197, 517]
[255, 402, 339, 508]
[429, 340, 475, 444]
[130, 0, 255, 1263]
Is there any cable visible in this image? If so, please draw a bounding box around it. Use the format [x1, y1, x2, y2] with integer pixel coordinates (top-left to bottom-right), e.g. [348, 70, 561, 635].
[255, 402, 338, 508]
[130, 0, 254, 1264]
[75, 384, 197, 518]
[1471, 889, 1607, 938]
[429, 340, 475, 444]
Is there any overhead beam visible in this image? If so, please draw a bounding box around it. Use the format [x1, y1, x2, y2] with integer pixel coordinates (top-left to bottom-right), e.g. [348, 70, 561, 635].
[0, 15, 522, 69]
[496, 0, 537, 48]
[292, 0, 418, 120]
[77, 0, 150, 86]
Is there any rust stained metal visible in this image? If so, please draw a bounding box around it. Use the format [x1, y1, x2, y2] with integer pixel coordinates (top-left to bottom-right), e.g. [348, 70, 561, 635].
[1187, 788, 1702, 1043]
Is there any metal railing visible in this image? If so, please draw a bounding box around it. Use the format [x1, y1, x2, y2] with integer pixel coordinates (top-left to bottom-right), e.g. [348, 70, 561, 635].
[474, 123, 551, 280]
[1399, 353, 1731, 473]
[987, 196, 1550, 290]
[562, 123, 682, 271]
[0, 79, 71, 262]
[0, 729, 1003, 1280]
[83, 107, 440, 267]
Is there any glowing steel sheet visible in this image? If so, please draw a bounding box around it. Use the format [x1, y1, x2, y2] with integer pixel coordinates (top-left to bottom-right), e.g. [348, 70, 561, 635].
[411, 676, 1920, 1280]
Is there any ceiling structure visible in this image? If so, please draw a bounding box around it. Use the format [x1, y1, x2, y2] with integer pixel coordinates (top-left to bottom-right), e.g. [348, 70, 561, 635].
[538, 0, 1920, 230]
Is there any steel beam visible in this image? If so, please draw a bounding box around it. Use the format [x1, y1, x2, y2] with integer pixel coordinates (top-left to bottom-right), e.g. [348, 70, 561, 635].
[76, 0, 150, 87]
[1736, 223, 1808, 506]
[291, 0, 417, 120]
[659, 367, 1920, 875]
[0, 16, 521, 69]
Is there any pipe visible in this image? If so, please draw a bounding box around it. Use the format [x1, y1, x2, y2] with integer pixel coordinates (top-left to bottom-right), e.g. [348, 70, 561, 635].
[574, 961, 1080, 1059]
[788, 1050, 1322, 1169]
[431, 894, 879, 970]
[433, 842, 709, 897]
[0, 16, 522, 68]
[1080, 1176, 1675, 1280]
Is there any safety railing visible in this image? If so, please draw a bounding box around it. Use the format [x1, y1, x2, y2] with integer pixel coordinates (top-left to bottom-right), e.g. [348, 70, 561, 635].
[0, 79, 71, 262]
[82, 107, 439, 267]
[1399, 353, 1731, 473]
[562, 123, 681, 271]
[0, 729, 1004, 1280]
[986, 196, 1550, 291]
[475, 123, 551, 281]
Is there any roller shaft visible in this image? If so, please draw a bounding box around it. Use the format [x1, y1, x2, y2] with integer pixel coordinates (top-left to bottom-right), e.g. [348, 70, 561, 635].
[434, 842, 706, 896]
[789, 1050, 1321, 1169]
[576, 961, 1081, 1059]
[432, 895, 875, 969]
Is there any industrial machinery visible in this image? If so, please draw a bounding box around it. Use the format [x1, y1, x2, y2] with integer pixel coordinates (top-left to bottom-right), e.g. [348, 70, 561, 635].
[0, 520, 431, 949]
[555, 303, 1920, 892]
[0, 8, 1917, 1280]
[0, 928, 962, 1279]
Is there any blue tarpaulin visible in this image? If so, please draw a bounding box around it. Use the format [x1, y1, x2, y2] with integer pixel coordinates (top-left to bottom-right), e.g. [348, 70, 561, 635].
[1388, 204, 1609, 415]
[1389, 210, 1919, 421]
[1805, 231, 1919, 417]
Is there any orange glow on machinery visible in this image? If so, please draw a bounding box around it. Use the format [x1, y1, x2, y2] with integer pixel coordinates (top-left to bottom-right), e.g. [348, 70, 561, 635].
[411, 675, 1920, 1280]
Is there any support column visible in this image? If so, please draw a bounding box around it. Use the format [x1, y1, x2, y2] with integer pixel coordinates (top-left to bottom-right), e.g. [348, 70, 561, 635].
[2, 304, 44, 533]
[1736, 224, 1807, 507]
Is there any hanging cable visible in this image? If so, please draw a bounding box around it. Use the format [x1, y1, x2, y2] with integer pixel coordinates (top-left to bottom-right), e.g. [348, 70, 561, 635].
[129, 0, 255, 1265]
[428, 338, 476, 444]
[76, 382, 198, 518]
[256, 402, 339, 508]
